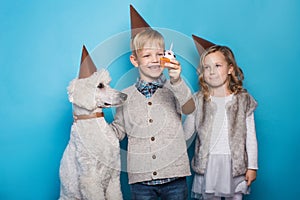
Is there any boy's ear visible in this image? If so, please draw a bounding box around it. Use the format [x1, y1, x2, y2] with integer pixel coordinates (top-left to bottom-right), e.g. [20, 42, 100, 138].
[130, 54, 139, 68]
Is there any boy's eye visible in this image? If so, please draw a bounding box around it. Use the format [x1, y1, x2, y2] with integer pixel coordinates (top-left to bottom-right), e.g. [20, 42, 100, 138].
[97, 83, 104, 89]
[216, 64, 222, 68]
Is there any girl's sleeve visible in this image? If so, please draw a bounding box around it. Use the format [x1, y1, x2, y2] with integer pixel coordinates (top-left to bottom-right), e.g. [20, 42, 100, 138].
[246, 112, 258, 169]
[246, 93, 258, 116]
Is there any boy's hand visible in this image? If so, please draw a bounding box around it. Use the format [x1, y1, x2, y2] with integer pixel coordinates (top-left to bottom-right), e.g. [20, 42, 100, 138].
[245, 169, 257, 186]
[165, 59, 181, 85]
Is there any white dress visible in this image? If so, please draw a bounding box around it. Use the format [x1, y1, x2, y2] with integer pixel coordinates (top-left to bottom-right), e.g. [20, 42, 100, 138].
[184, 95, 258, 199]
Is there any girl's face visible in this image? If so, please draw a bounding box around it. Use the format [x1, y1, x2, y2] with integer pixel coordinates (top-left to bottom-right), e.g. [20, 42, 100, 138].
[130, 43, 164, 82]
[202, 51, 233, 89]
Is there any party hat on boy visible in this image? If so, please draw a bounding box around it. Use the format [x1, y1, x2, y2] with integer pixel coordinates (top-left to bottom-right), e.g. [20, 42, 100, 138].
[192, 34, 215, 55]
[130, 5, 151, 38]
[78, 45, 97, 79]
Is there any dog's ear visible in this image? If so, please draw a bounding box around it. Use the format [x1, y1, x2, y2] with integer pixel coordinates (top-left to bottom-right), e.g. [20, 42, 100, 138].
[68, 73, 99, 111]
[78, 45, 97, 79]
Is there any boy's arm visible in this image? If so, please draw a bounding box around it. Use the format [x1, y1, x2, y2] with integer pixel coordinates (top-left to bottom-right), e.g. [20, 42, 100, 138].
[183, 109, 196, 140]
[182, 98, 195, 114]
[110, 106, 126, 140]
[164, 60, 195, 114]
[165, 78, 195, 115]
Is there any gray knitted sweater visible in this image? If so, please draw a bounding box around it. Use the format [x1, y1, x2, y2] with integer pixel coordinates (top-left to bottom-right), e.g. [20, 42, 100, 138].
[111, 80, 192, 184]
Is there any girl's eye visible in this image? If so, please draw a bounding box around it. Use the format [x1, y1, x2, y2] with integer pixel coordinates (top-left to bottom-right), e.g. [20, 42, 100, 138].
[158, 53, 164, 56]
[143, 54, 150, 58]
[216, 64, 222, 68]
[97, 83, 104, 89]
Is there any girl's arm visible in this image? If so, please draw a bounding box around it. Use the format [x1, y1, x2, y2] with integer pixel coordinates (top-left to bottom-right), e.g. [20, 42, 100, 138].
[245, 112, 258, 186]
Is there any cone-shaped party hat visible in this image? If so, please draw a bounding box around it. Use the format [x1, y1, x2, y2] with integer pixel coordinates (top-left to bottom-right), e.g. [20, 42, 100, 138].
[130, 5, 151, 38]
[78, 45, 97, 79]
[192, 34, 215, 55]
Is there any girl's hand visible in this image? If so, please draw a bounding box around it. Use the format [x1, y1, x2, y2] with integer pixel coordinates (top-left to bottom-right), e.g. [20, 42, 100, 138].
[165, 59, 181, 85]
[245, 169, 257, 186]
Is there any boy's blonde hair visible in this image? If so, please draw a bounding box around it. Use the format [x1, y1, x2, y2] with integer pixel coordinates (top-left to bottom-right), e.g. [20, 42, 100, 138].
[198, 45, 245, 100]
[130, 28, 165, 57]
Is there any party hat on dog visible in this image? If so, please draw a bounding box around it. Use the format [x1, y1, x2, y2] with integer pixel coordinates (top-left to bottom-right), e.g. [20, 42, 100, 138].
[78, 45, 97, 79]
[192, 34, 215, 55]
[130, 5, 151, 38]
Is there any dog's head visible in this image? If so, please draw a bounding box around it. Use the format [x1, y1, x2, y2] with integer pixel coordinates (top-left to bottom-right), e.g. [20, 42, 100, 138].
[68, 45, 127, 111]
[68, 69, 127, 111]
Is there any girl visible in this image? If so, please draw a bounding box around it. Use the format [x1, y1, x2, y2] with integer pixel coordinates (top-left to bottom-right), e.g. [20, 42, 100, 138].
[184, 45, 258, 200]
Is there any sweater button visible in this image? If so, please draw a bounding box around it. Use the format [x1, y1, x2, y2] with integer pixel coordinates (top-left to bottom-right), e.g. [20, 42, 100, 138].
[149, 119, 153, 123]
[151, 137, 155, 141]
[148, 101, 152, 106]
[152, 155, 156, 159]
[153, 171, 157, 176]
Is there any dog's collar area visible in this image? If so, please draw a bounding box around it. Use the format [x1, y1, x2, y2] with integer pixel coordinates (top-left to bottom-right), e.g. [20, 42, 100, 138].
[73, 112, 104, 122]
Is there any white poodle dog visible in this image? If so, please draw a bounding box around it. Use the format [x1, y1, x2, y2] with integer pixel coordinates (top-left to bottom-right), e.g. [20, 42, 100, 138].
[59, 46, 126, 200]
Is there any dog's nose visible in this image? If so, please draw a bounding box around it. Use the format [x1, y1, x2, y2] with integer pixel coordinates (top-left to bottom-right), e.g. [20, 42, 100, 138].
[120, 93, 127, 101]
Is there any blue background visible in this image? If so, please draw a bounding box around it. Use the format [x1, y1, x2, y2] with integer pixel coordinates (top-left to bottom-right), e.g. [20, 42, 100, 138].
[1, 0, 299, 199]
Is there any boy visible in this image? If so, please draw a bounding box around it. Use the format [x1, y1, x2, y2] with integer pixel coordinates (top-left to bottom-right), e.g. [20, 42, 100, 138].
[110, 6, 195, 200]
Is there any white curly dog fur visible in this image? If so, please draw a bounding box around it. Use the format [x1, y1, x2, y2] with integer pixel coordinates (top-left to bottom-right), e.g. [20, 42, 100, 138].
[59, 69, 126, 200]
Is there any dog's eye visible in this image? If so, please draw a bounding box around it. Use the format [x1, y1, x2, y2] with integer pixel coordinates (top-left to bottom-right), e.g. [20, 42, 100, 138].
[97, 83, 104, 89]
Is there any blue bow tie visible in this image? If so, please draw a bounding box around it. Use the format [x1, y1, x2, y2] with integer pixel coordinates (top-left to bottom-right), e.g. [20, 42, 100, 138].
[136, 77, 166, 98]
[138, 82, 162, 98]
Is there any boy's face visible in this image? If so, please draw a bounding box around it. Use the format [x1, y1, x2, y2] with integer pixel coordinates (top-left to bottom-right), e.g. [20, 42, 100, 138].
[130, 44, 164, 82]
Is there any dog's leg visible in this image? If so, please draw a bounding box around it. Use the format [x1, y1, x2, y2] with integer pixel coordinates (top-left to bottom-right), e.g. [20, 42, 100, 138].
[105, 169, 123, 200]
[77, 150, 106, 200]
[59, 130, 81, 199]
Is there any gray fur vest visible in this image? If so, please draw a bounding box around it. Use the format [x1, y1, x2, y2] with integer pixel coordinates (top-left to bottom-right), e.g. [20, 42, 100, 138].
[192, 91, 257, 177]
